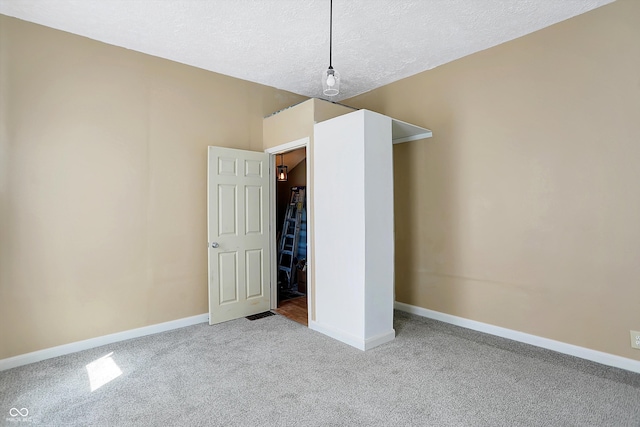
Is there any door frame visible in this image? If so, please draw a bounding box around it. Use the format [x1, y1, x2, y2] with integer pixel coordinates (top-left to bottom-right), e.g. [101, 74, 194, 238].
[265, 137, 311, 322]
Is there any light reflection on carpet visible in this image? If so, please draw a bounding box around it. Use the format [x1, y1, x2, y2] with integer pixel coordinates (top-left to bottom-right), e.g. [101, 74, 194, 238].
[86, 352, 122, 392]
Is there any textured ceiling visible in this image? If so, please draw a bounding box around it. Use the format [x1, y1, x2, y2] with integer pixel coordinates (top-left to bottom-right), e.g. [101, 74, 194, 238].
[0, 0, 614, 101]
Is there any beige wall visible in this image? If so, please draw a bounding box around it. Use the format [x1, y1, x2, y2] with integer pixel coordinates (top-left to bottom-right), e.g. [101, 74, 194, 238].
[263, 99, 314, 151]
[262, 99, 355, 151]
[312, 98, 356, 124]
[0, 16, 305, 359]
[346, 0, 640, 360]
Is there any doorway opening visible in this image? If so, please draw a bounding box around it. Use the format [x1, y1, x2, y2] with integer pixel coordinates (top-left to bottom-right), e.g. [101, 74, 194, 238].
[272, 146, 308, 325]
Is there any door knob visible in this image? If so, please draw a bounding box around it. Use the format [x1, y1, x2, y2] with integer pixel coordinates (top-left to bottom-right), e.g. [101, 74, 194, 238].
[211, 242, 219, 248]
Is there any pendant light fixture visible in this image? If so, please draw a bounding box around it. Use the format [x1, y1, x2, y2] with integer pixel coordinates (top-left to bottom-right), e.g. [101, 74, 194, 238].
[322, 0, 340, 97]
[277, 154, 288, 181]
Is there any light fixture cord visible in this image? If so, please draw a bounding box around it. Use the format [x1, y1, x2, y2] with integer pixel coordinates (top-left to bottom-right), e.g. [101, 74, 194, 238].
[329, 0, 333, 68]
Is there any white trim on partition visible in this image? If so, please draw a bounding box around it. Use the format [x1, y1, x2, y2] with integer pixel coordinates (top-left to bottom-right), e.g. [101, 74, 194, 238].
[364, 330, 396, 351]
[395, 301, 640, 374]
[264, 137, 309, 155]
[0, 313, 209, 371]
[309, 320, 365, 350]
[309, 320, 395, 351]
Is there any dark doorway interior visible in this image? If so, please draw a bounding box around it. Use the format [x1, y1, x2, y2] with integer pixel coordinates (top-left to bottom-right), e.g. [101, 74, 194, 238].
[275, 148, 308, 324]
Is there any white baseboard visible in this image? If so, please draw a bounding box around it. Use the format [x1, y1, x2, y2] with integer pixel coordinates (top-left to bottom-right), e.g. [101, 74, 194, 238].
[309, 320, 367, 350]
[0, 313, 209, 371]
[309, 320, 396, 351]
[364, 329, 396, 351]
[395, 301, 640, 374]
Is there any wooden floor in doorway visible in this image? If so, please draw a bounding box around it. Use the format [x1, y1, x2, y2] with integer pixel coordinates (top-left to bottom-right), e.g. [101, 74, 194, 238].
[274, 296, 308, 326]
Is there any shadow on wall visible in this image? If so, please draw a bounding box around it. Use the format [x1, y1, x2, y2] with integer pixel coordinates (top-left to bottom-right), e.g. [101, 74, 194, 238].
[393, 108, 465, 314]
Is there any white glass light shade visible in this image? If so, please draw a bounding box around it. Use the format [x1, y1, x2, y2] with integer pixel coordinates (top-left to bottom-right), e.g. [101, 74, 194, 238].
[322, 67, 340, 97]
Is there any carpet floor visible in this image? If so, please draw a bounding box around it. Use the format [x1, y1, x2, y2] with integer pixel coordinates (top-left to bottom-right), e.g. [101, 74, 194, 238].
[1, 311, 639, 426]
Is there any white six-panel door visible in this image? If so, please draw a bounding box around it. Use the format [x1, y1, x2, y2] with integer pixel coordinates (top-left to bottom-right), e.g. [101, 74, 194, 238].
[207, 146, 271, 324]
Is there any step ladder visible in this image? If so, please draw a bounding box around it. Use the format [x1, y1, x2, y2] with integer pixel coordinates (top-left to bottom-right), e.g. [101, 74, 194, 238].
[278, 186, 306, 289]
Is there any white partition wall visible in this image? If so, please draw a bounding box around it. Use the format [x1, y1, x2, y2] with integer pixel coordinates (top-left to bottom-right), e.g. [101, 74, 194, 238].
[312, 110, 396, 350]
[363, 112, 395, 343]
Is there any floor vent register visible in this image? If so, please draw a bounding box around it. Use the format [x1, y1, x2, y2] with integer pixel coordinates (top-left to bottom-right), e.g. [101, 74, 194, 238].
[246, 311, 277, 321]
